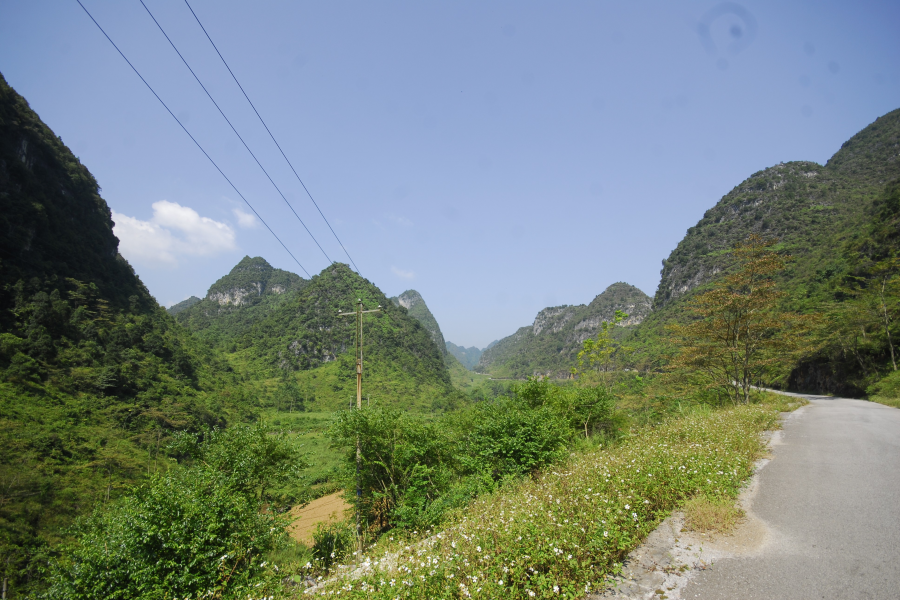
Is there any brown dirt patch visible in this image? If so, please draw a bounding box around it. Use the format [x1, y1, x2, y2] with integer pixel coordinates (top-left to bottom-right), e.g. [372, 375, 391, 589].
[287, 492, 352, 545]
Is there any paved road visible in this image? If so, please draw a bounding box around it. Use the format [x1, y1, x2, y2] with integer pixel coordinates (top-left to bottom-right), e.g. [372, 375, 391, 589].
[684, 395, 900, 600]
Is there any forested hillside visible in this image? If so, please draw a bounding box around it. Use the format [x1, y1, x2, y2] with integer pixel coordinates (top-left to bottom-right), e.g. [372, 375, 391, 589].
[476, 282, 651, 378]
[0, 74, 466, 595]
[0, 72, 247, 592]
[627, 109, 900, 395]
[173, 255, 306, 350]
[166, 295, 201, 315]
[176, 261, 456, 411]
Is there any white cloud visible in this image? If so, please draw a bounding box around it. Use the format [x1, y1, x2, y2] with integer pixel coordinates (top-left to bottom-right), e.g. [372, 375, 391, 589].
[113, 200, 236, 268]
[391, 266, 415, 279]
[232, 207, 258, 228]
[388, 214, 414, 227]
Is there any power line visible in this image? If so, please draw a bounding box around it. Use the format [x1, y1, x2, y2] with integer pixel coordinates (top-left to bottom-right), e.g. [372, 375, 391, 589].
[183, 0, 362, 276]
[138, 0, 334, 267]
[74, 0, 310, 277]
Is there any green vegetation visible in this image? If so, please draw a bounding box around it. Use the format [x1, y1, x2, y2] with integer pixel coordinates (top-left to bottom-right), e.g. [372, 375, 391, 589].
[44, 424, 302, 600]
[477, 283, 651, 379]
[313, 398, 783, 599]
[627, 109, 900, 401]
[176, 261, 456, 413]
[390, 290, 446, 356]
[171, 255, 306, 350]
[2, 64, 898, 599]
[165, 295, 201, 315]
[0, 72, 256, 597]
[326, 378, 607, 535]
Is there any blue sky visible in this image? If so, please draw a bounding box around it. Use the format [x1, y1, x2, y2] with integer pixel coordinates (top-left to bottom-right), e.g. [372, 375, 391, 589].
[1, 1, 898, 348]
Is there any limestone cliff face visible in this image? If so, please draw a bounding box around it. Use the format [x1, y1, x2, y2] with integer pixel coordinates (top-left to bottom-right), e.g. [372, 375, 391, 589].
[477, 282, 651, 378]
[205, 256, 304, 307]
[532, 306, 573, 336]
[389, 289, 447, 356]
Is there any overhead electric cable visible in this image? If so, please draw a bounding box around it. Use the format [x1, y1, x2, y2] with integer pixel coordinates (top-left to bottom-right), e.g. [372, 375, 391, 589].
[74, 0, 310, 277]
[138, 0, 334, 266]
[183, 0, 362, 276]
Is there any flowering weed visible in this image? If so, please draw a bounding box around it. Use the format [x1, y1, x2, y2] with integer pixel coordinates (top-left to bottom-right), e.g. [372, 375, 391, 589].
[310, 403, 778, 599]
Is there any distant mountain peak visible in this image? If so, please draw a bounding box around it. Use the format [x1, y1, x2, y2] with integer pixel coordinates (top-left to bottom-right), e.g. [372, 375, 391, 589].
[394, 289, 425, 311]
[230, 255, 274, 273]
[390, 289, 446, 356]
[205, 256, 304, 307]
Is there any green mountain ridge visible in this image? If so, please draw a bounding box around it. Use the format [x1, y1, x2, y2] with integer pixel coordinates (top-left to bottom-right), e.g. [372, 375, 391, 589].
[629, 108, 900, 395]
[654, 109, 900, 311]
[172, 256, 306, 350]
[476, 282, 652, 379]
[207, 255, 306, 305]
[0, 72, 243, 592]
[385, 290, 490, 390]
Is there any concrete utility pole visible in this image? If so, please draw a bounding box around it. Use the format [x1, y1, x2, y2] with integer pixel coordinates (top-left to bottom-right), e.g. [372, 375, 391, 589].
[338, 299, 381, 556]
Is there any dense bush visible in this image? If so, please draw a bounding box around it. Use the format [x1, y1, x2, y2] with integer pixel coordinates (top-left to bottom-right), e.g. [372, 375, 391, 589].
[312, 521, 357, 570]
[454, 395, 569, 480]
[44, 424, 303, 600]
[329, 405, 455, 531]
[328, 378, 618, 536]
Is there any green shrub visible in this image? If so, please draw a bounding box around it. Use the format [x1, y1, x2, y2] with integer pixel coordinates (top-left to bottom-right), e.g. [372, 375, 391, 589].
[867, 369, 900, 399]
[44, 424, 302, 599]
[317, 403, 778, 599]
[866, 370, 900, 408]
[312, 521, 356, 571]
[328, 405, 454, 531]
[328, 380, 618, 534]
[454, 396, 570, 480]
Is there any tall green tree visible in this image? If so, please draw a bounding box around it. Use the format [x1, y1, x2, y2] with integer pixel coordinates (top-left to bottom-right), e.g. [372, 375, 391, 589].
[573, 309, 628, 391]
[667, 235, 817, 404]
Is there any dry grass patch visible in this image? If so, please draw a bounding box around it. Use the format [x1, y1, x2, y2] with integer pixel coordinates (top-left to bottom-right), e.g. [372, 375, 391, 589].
[683, 495, 745, 534]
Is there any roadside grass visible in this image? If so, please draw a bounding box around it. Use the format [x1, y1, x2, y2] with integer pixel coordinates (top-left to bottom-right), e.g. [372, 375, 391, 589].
[752, 390, 809, 412]
[304, 401, 781, 599]
[868, 396, 900, 409]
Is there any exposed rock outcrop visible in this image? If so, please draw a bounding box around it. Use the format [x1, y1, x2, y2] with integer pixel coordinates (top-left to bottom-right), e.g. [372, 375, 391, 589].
[477, 282, 651, 378]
